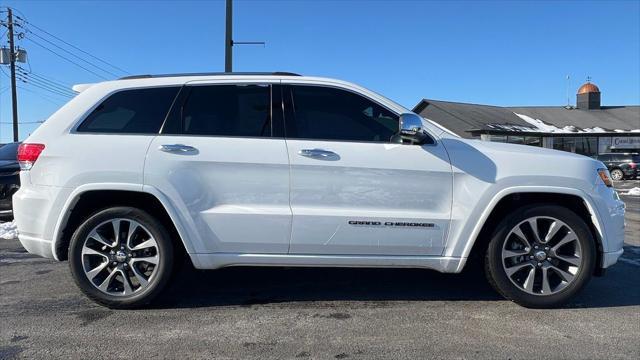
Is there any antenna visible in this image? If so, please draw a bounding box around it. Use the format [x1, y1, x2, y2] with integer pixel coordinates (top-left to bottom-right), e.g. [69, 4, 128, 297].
[566, 75, 570, 107]
[586, 76, 592, 83]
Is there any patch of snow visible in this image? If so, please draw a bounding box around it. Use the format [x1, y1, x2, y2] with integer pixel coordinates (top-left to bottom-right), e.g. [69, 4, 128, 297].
[622, 187, 640, 196]
[0, 221, 18, 240]
[514, 113, 640, 133]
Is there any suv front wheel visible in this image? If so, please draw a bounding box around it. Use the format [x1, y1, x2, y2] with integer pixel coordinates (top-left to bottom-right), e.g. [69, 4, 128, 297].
[484, 205, 596, 308]
[68, 207, 174, 309]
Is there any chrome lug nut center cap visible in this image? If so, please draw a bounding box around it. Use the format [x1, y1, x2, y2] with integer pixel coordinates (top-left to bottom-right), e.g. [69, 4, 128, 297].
[115, 250, 127, 263]
[534, 250, 547, 262]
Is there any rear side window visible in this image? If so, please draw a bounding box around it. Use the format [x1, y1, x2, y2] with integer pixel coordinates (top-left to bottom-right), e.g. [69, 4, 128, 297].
[77, 87, 179, 134]
[167, 84, 271, 137]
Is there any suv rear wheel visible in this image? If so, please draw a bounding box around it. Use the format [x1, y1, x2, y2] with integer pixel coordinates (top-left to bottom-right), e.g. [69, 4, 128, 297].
[484, 205, 596, 308]
[68, 207, 174, 309]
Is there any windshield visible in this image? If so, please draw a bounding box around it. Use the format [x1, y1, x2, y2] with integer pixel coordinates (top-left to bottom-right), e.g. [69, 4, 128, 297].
[0, 143, 20, 161]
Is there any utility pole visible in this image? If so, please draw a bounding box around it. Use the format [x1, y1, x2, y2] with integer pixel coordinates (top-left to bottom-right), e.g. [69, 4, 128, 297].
[223, 0, 264, 73]
[7, 8, 19, 142]
[225, 0, 233, 72]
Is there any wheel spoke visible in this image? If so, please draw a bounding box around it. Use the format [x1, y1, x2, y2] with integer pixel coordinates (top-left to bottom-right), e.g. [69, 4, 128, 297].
[552, 232, 577, 252]
[132, 255, 158, 265]
[132, 239, 157, 251]
[550, 265, 575, 283]
[555, 254, 581, 267]
[86, 261, 108, 280]
[523, 266, 536, 292]
[511, 226, 532, 250]
[130, 265, 149, 287]
[544, 221, 562, 243]
[82, 246, 108, 259]
[126, 222, 140, 250]
[118, 269, 134, 295]
[88, 230, 114, 248]
[98, 268, 118, 291]
[541, 267, 552, 294]
[528, 218, 542, 243]
[112, 220, 121, 245]
[503, 249, 528, 258]
[505, 262, 532, 277]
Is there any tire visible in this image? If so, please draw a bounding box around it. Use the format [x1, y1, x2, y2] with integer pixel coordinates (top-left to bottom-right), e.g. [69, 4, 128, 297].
[484, 205, 596, 308]
[610, 168, 624, 181]
[68, 207, 174, 309]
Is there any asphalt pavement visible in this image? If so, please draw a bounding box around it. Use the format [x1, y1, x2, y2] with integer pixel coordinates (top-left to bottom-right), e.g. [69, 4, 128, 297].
[1, 181, 639, 359]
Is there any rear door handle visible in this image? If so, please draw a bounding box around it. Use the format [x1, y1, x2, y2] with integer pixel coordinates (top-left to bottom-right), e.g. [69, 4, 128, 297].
[159, 144, 198, 153]
[298, 148, 339, 160]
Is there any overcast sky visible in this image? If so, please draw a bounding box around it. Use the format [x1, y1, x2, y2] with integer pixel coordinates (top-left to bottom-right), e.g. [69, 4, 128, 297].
[1, 0, 639, 143]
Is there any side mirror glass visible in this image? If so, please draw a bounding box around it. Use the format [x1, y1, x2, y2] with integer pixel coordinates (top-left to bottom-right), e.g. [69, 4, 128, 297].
[397, 113, 431, 145]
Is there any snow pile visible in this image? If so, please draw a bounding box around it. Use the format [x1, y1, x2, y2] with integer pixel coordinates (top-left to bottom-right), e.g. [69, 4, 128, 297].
[0, 221, 18, 240]
[622, 187, 640, 196]
[514, 113, 640, 133]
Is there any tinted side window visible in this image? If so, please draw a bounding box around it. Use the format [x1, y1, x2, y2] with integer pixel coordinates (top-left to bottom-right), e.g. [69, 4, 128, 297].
[175, 84, 271, 137]
[78, 87, 179, 134]
[286, 86, 398, 142]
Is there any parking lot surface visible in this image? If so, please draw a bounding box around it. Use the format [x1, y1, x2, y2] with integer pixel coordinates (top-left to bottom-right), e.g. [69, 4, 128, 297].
[1, 181, 639, 359]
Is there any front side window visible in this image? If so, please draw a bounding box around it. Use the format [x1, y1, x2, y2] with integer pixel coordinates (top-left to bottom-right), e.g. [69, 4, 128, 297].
[77, 87, 179, 134]
[171, 84, 271, 137]
[285, 85, 398, 142]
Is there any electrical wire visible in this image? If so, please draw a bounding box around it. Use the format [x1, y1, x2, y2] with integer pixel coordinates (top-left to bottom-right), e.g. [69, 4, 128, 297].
[16, 76, 74, 98]
[24, 36, 109, 80]
[17, 74, 75, 97]
[16, 68, 74, 94]
[14, 14, 129, 75]
[26, 30, 120, 78]
[17, 85, 67, 106]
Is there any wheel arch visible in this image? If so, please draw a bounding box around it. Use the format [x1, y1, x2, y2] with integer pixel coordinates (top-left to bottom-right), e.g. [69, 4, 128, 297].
[459, 187, 605, 275]
[53, 186, 194, 261]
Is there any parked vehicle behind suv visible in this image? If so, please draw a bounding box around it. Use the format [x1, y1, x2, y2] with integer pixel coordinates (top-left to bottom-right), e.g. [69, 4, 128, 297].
[592, 153, 639, 180]
[0, 142, 21, 219]
[14, 73, 625, 309]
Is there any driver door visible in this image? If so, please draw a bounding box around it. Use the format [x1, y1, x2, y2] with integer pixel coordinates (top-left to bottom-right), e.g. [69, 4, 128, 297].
[284, 85, 453, 256]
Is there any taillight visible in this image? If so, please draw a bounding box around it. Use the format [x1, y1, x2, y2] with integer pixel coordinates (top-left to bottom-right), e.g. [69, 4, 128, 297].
[17, 143, 45, 170]
[630, 162, 637, 169]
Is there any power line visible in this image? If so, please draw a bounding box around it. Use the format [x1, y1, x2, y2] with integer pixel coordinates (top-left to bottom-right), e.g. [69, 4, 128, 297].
[17, 85, 67, 105]
[17, 65, 70, 87]
[14, 14, 129, 75]
[17, 73, 75, 97]
[16, 73, 74, 98]
[25, 30, 120, 78]
[24, 36, 109, 80]
[16, 68, 74, 94]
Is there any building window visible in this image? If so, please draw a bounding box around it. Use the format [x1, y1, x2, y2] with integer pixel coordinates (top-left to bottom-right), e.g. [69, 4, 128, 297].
[552, 136, 597, 156]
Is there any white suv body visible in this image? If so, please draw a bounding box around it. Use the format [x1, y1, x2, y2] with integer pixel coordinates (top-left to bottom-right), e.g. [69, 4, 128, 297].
[14, 73, 625, 308]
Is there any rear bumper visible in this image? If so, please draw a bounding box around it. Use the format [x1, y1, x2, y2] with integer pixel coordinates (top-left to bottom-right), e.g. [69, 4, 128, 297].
[13, 178, 70, 260]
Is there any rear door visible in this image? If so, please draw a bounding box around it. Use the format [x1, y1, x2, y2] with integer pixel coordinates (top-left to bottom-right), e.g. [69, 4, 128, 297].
[144, 81, 292, 254]
[283, 84, 453, 256]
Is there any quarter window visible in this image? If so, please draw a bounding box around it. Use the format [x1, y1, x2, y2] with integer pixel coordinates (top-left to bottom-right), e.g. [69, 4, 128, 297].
[286, 86, 398, 142]
[174, 84, 271, 137]
[77, 87, 179, 134]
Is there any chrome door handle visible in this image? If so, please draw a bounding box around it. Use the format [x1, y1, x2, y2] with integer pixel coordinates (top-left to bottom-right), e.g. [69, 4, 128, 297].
[159, 144, 197, 153]
[298, 148, 339, 160]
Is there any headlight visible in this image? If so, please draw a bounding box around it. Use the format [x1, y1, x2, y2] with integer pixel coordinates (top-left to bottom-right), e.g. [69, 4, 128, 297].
[597, 168, 613, 187]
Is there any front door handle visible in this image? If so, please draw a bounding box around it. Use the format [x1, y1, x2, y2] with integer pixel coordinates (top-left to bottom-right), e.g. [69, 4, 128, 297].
[298, 148, 340, 160]
[159, 144, 198, 153]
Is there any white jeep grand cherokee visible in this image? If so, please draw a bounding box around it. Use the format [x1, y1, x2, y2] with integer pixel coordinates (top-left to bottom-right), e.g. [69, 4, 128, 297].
[14, 73, 625, 308]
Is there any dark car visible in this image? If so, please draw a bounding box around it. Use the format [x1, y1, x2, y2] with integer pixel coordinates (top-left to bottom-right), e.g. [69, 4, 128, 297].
[593, 153, 639, 181]
[0, 142, 21, 219]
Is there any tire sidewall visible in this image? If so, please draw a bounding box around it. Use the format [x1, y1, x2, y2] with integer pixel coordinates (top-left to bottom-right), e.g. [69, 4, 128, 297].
[486, 205, 596, 308]
[68, 207, 174, 308]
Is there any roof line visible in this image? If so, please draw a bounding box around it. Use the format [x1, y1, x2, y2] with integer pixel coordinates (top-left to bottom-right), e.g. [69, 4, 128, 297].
[119, 72, 302, 80]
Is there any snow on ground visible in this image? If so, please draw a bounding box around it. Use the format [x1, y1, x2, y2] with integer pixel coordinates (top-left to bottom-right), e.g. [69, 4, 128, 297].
[622, 187, 640, 196]
[0, 221, 18, 240]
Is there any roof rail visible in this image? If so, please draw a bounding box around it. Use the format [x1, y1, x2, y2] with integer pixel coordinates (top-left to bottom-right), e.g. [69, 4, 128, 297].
[119, 72, 301, 80]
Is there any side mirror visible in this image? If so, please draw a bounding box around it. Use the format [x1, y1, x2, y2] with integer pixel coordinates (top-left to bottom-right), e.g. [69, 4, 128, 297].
[397, 113, 431, 145]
